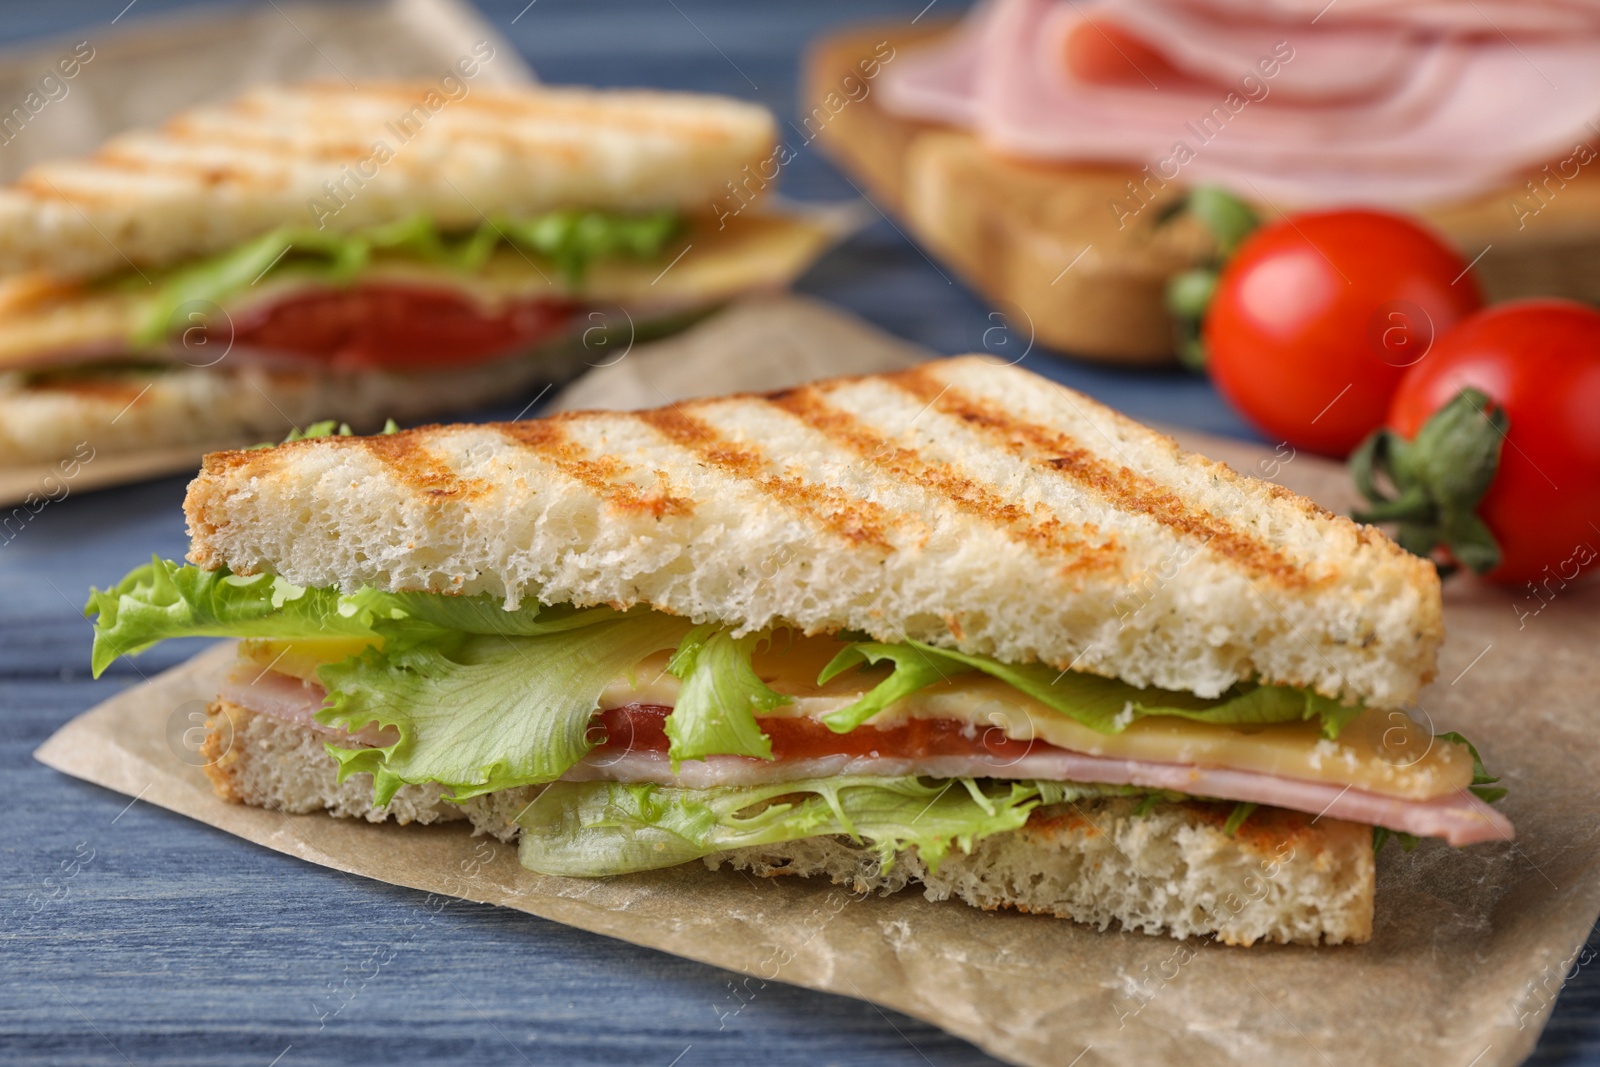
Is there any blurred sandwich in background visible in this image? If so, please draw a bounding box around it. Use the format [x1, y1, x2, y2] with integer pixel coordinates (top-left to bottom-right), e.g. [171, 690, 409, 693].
[807, 0, 1600, 363]
[0, 80, 833, 469]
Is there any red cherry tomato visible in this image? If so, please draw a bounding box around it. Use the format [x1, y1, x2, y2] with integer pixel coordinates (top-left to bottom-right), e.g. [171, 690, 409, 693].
[1386, 299, 1600, 585]
[1205, 209, 1484, 458]
[217, 285, 576, 372]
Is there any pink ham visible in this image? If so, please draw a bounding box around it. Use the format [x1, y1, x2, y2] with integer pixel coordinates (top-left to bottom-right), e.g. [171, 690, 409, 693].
[878, 0, 1600, 207]
[227, 668, 1513, 847]
[564, 748, 1511, 847]
[217, 664, 397, 748]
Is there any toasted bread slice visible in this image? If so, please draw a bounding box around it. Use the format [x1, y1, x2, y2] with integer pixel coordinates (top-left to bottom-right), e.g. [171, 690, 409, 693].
[0, 82, 776, 280]
[712, 797, 1373, 946]
[203, 699, 1372, 945]
[184, 356, 1440, 706]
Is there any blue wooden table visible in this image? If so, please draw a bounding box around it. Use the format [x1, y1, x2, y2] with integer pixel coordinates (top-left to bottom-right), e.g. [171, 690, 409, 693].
[2, 2, 1596, 1064]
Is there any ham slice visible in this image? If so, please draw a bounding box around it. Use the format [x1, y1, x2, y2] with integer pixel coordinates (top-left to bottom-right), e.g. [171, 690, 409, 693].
[878, 0, 1600, 207]
[218, 665, 397, 748]
[565, 748, 1510, 847]
[226, 668, 1513, 847]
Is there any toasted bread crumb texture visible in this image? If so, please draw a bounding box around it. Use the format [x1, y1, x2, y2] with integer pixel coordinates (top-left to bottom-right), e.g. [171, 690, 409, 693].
[185, 356, 1442, 705]
[0, 83, 775, 278]
[204, 702, 1373, 943]
[710, 798, 1374, 946]
[202, 701, 528, 840]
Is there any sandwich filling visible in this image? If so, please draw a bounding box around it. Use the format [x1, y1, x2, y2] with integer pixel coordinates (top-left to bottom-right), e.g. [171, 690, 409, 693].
[1, 211, 829, 375]
[88, 559, 1511, 876]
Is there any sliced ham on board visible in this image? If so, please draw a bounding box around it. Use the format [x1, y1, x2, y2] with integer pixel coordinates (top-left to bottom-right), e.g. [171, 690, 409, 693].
[878, 0, 1600, 206]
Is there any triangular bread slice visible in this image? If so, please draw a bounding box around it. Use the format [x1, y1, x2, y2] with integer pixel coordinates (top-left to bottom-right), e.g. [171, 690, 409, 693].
[0, 81, 775, 280]
[184, 356, 1441, 707]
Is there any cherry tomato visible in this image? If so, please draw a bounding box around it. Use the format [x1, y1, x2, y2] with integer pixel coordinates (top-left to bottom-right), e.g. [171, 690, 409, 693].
[1385, 299, 1600, 585]
[1204, 209, 1483, 458]
[215, 285, 576, 372]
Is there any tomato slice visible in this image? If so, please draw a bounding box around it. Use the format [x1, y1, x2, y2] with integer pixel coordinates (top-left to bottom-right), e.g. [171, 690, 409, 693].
[590, 704, 1034, 763]
[218, 284, 577, 372]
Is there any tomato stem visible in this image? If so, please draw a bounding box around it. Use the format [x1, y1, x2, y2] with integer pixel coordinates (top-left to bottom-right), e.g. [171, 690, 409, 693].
[1349, 387, 1506, 576]
[1156, 186, 1260, 371]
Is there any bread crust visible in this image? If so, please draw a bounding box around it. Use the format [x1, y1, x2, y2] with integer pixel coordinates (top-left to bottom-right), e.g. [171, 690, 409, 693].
[185, 356, 1442, 706]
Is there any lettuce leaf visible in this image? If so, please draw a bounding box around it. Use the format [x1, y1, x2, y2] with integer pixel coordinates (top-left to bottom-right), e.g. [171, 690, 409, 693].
[663, 626, 789, 768]
[320, 612, 693, 805]
[516, 776, 1064, 877]
[85, 562, 700, 805]
[84, 559, 624, 674]
[84, 557, 375, 676]
[1435, 731, 1509, 804]
[821, 638, 1364, 739]
[133, 209, 683, 345]
[818, 642, 975, 733]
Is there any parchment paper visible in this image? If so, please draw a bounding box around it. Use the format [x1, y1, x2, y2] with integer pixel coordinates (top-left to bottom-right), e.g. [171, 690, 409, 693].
[36, 299, 1600, 1067]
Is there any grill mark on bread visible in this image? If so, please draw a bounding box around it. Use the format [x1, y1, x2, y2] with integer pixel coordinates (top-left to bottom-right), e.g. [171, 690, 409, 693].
[769, 385, 1120, 575]
[635, 406, 894, 549]
[500, 420, 693, 519]
[275, 82, 752, 138]
[892, 366, 1309, 587]
[356, 432, 487, 502]
[198, 428, 484, 501]
[80, 148, 295, 191]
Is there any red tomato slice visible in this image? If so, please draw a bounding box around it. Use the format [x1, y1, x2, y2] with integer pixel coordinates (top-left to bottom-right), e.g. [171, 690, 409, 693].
[219, 284, 576, 372]
[591, 705, 1033, 763]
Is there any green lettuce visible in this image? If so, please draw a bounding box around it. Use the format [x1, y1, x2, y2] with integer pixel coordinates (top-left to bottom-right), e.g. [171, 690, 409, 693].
[248, 417, 399, 450]
[516, 776, 1086, 877]
[84, 556, 374, 676]
[663, 626, 789, 768]
[321, 612, 692, 804]
[83, 559, 633, 675]
[1435, 731, 1508, 804]
[818, 643, 974, 732]
[821, 639, 1364, 740]
[133, 209, 683, 345]
[85, 560, 695, 803]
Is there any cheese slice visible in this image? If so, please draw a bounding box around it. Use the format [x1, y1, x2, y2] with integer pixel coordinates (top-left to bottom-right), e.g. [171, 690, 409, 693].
[0, 213, 834, 372]
[239, 629, 1472, 803]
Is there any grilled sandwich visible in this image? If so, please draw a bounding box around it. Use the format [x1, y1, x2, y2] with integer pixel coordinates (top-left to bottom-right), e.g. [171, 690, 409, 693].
[85, 357, 1511, 944]
[0, 81, 831, 466]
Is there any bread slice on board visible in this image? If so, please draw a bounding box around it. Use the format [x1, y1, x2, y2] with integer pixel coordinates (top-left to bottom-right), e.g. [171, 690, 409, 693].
[805, 23, 1600, 364]
[184, 355, 1441, 707]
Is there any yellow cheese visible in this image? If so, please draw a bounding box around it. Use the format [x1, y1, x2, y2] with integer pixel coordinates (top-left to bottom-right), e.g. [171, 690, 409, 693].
[239, 630, 1471, 802]
[239, 637, 379, 682]
[0, 213, 834, 372]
